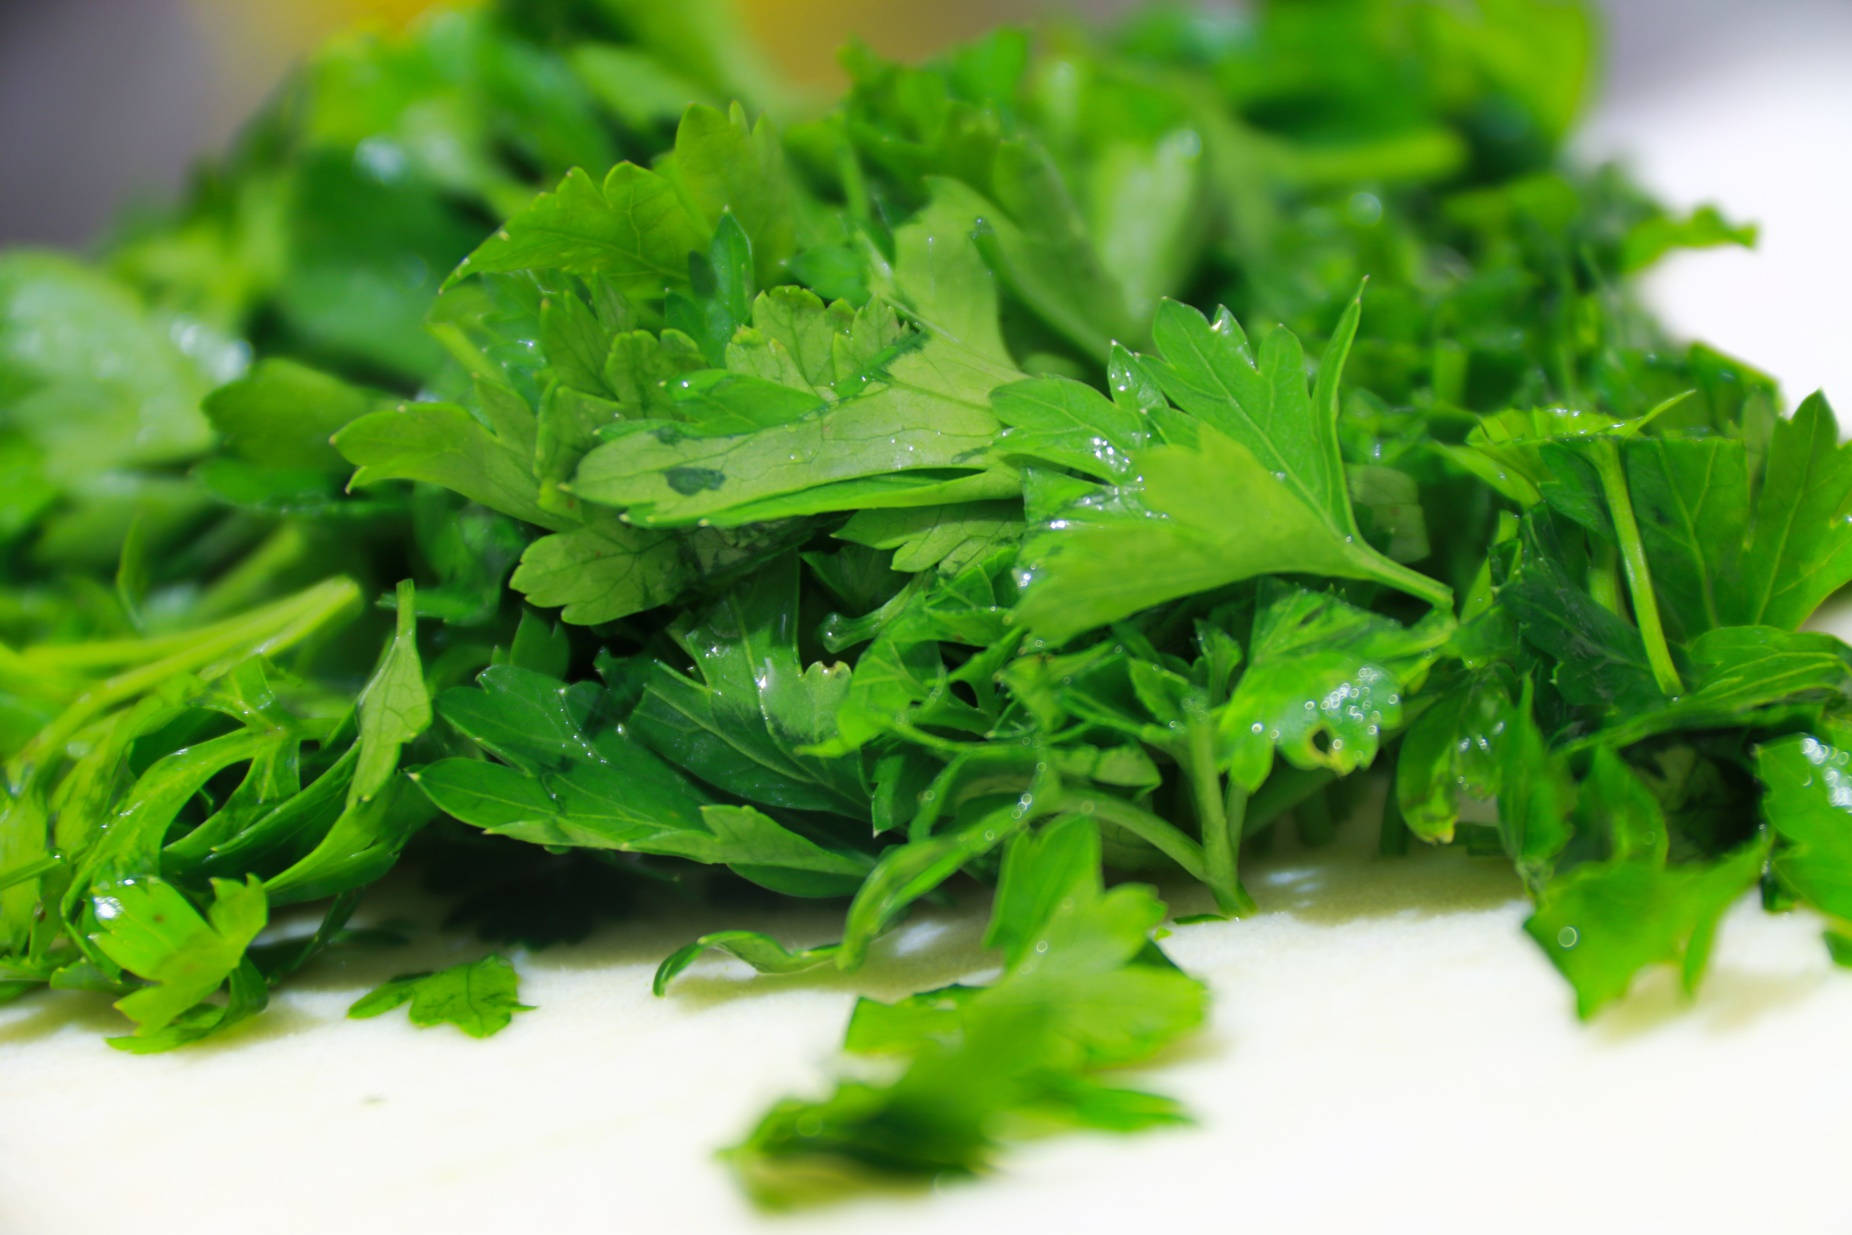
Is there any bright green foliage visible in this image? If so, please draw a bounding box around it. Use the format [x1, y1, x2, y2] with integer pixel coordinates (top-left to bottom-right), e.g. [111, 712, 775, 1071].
[1012, 294, 1451, 641]
[5, 0, 1852, 1210]
[90, 875, 267, 1038]
[347, 953, 532, 1037]
[1757, 736, 1852, 922]
[652, 930, 839, 995]
[1526, 845, 1764, 1018]
[350, 580, 432, 808]
[1524, 750, 1765, 1016]
[726, 819, 1203, 1205]
[1220, 584, 1454, 790]
[449, 164, 705, 292]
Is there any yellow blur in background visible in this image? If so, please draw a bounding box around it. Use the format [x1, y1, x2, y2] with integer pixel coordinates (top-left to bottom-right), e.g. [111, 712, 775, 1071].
[187, 0, 1038, 110]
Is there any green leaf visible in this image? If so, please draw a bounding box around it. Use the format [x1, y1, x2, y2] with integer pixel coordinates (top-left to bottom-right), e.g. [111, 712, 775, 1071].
[335, 402, 562, 530]
[653, 929, 839, 996]
[1622, 203, 1756, 273]
[1579, 747, 1667, 862]
[349, 579, 431, 808]
[1086, 131, 1206, 324]
[434, 665, 608, 773]
[1013, 297, 1450, 640]
[730, 819, 1202, 1204]
[425, 661, 870, 892]
[838, 807, 1027, 970]
[413, 758, 559, 831]
[1146, 295, 1356, 534]
[569, 353, 1002, 526]
[1504, 689, 1577, 882]
[1220, 585, 1454, 791]
[570, 43, 719, 132]
[347, 953, 532, 1038]
[881, 186, 1012, 368]
[649, 805, 873, 897]
[1596, 626, 1852, 749]
[1525, 842, 1763, 1018]
[1394, 672, 1511, 844]
[983, 814, 1103, 968]
[88, 875, 267, 1037]
[1757, 735, 1852, 921]
[658, 103, 796, 283]
[1504, 511, 1660, 714]
[1443, 406, 1620, 508]
[940, 161, 1139, 360]
[1730, 394, 1852, 630]
[447, 164, 705, 293]
[509, 519, 688, 625]
[1620, 435, 1749, 637]
[1016, 418, 1444, 643]
[991, 378, 1148, 481]
[629, 561, 868, 816]
[0, 252, 218, 483]
[202, 359, 380, 473]
[265, 777, 434, 905]
[108, 959, 269, 1054]
[835, 501, 1021, 574]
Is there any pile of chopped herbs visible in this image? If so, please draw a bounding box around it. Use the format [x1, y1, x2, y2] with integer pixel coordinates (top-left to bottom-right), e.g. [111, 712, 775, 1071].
[3, 0, 1848, 1206]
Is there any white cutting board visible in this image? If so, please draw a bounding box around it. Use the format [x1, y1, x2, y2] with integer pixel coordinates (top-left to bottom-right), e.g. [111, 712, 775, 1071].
[4, 25, 1851, 1235]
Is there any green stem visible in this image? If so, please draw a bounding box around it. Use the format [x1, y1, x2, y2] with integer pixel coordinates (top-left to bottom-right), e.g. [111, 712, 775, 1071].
[0, 853, 60, 895]
[7, 578, 362, 794]
[1185, 702, 1252, 915]
[1588, 539, 1624, 617]
[1593, 439, 1684, 696]
[1359, 552, 1454, 613]
[1247, 765, 1337, 834]
[1062, 789, 1209, 885]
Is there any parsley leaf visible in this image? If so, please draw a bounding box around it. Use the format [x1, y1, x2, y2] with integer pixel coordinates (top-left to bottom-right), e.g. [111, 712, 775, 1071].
[347, 953, 533, 1038]
[1014, 294, 1451, 641]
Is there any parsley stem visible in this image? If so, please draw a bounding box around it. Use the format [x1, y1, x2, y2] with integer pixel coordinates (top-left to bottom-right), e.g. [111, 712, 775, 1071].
[1589, 540, 1623, 617]
[6, 578, 362, 795]
[1186, 702, 1254, 915]
[0, 853, 60, 895]
[1593, 438, 1684, 696]
[1061, 789, 1208, 885]
[1247, 765, 1337, 833]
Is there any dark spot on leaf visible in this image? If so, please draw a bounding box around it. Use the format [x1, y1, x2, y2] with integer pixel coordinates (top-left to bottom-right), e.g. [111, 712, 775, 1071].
[665, 466, 727, 495]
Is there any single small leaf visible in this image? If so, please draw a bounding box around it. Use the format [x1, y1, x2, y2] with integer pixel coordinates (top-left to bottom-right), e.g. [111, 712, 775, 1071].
[1731, 394, 1852, 630]
[347, 953, 532, 1038]
[653, 929, 838, 995]
[510, 520, 689, 625]
[447, 164, 705, 293]
[1757, 734, 1852, 920]
[1525, 843, 1763, 1018]
[335, 402, 563, 530]
[349, 579, 431, 808]
[89, 875, 267, 1037]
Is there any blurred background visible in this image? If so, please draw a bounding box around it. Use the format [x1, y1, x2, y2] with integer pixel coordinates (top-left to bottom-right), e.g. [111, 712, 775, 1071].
[2, 0, 1848, 247]
[1, 0, 1847, 399]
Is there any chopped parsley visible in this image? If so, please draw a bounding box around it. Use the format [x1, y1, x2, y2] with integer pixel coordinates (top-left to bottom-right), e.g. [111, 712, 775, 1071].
[1, 0, 1845, 1206]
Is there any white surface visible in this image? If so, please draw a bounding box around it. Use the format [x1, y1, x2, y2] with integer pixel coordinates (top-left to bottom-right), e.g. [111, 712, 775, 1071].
[6, 22, 1852, 1235]
[8, 836, 1852, 1234]
[1579, 12, 1852, 407]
